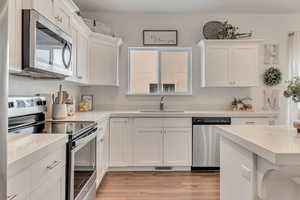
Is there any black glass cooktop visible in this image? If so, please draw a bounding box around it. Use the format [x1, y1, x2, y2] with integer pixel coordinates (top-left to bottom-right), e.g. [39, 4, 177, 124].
[9, 121, 94, 135]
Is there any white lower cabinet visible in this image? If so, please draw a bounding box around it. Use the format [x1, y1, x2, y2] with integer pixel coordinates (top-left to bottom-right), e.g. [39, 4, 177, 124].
[109, 118, 131, 167]
[8, 146, 66, 200]
[164, 128, 192, 166]
[220, 136, 255, 200]
[30, 173, 65, 200]
[96, 119, 109, 188]
[133, 127, 163, 166]
[109, 118, 192, 168]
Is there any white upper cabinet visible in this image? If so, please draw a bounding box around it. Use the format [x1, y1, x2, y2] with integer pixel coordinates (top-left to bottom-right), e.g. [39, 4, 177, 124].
[8, 0, 22, 73]
[9, 0, 124, 86]
[53, 0, 72, 34]
[88, 33, 123, 86]
[23, 0, 55, 21]
[76, 32, 90, 83]
[23, 0, 71, 34]
[198, 40, 262, 87]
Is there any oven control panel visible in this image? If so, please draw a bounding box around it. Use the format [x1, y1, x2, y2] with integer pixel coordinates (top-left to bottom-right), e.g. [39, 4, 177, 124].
[8, 97, 46, 118]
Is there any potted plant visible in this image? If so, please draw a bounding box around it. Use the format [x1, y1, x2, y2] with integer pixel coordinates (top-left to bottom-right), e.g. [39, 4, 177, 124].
[283, 77, 300, 132]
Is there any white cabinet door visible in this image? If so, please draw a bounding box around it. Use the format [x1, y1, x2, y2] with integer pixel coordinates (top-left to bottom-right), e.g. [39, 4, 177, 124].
[88, 37, 119, 86]
[96, 135, 103, 188]
[109, 118, 131, 167]
[205, 47, 230, 87]
[8, 0, 22, 73]
[65, 25, 79, 82]
[220, 137, 255, 200]
[53, 0, 71, 34]
[229, 46, 258, 87]
[30, 168, 65, 200]
[8, 168, 31, 200]
[164, 128, 192, 166]
[103, 120, 110, 171]
[31, 0, 55, 22]
[133, 127, 163, 166]
[77, 32, 89, 83]
[199, 40, 261, 88]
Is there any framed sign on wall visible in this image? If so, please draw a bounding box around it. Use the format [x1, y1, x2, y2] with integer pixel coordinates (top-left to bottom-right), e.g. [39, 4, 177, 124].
[143, 30, 178, 46]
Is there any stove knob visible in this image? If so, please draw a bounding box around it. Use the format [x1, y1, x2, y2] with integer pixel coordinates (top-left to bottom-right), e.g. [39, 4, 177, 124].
[8, 102, 14, 108]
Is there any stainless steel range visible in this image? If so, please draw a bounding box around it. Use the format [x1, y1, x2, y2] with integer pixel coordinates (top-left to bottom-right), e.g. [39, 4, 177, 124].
[8, 97, 97, 200]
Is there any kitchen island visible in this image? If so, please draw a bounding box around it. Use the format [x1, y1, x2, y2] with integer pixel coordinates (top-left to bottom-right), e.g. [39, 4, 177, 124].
[215, 125, 300, 200]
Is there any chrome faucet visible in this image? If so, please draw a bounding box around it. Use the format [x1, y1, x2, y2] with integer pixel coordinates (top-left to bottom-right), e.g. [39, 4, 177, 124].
[160, 96, 166, 111]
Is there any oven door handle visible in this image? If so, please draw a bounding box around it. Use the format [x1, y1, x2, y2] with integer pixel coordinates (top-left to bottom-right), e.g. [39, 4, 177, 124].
[72, 128, 98, 150]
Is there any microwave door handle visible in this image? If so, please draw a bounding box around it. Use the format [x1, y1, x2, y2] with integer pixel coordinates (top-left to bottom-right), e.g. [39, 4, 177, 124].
[62, 43, 71, 69]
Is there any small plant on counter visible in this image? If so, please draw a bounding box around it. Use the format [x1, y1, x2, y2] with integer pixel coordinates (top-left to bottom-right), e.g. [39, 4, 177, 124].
[283, 77, 300, 103]
[232, 97, 253, 111]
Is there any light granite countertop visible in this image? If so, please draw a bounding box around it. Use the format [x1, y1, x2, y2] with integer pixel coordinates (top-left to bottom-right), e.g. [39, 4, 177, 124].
[52, 110, 279, 122]
[7, 134, 68, 175]
[215, 125, 300, 165]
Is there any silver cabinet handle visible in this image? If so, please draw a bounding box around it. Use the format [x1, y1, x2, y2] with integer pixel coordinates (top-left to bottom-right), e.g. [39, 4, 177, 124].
[7, 194, 17, 200]
[245, 121, 256, 125]
[47, 160, 61, 170]
[55, 16, 63, 23]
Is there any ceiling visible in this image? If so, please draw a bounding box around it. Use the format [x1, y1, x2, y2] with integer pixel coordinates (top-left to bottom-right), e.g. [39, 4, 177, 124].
[74, 0, 300, 14]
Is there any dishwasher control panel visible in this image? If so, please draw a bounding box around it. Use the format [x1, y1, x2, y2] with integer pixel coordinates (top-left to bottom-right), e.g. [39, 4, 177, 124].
[192, 117, 231, 125]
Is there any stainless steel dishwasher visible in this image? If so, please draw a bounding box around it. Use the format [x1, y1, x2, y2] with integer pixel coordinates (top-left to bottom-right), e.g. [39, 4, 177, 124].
[192, 117, 231, 171]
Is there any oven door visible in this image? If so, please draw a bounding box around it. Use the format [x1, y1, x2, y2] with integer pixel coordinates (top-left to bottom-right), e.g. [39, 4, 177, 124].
[22, 9, 73, 78]
[70, 129, 97, 200]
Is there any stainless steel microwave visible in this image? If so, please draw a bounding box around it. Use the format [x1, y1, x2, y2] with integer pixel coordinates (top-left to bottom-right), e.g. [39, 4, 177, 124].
[21, 9, 72, 79]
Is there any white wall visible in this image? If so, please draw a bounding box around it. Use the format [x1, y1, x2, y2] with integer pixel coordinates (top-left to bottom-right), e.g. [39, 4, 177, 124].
[81, 12, 300, 123]
[9, 75, 82, 106]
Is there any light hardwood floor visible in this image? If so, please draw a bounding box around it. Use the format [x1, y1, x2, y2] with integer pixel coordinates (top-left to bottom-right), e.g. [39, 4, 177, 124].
[96, 172, 220, 200]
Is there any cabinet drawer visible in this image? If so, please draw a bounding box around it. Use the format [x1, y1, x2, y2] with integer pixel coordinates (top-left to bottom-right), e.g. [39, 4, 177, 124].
[31, 147, 66, 190]
[8, 168, 31, 200]
[163, 118, 192, 128]
[110, 118, 129, 126]
[231, 118, 274, 125]
[134, 118, 163, 128]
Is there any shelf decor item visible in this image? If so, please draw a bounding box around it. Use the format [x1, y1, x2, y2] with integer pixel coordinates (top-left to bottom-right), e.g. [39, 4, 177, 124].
[263, 67, 282, 87]
[81, 95, 94, 111]
[264, 44, 280, 64]
[231, 97, 253, 112]
[143, 30, 178, 46]
[203, 21, 253, 39]
[283, 77, 300, 133]
[203, 21, 224, 39]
